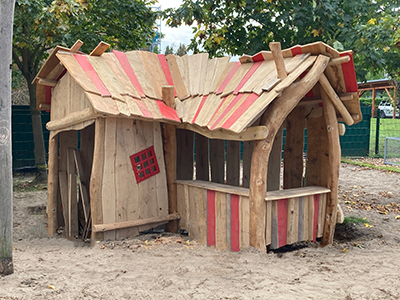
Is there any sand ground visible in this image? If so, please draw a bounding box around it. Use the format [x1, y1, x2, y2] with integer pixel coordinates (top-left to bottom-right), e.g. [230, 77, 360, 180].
[1, 161, 400, 300]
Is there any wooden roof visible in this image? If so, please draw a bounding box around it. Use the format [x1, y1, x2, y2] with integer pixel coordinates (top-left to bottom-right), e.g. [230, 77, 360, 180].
[34, 41, 361, 134]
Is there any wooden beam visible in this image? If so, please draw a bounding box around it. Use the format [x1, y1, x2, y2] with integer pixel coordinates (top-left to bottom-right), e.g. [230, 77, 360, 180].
[70, 40, 83, 53]
[328, 56, 350, 66]
[162, 86, 179, 232]
[93, 212, 181, 232]
[90, 118, 105, 240]
[269, 42, 287, 79]
[248, 54, 330, 250]
[338, 123, 346, 136]
[47, 132, 59, 236]
[177, 123, 268, 141]
[89, 41, 110, 56]
[320, 86, 341, 246]
[46, 107, 97, 131]
[37, 77, 57, 87]
[319, 73, 354, 126]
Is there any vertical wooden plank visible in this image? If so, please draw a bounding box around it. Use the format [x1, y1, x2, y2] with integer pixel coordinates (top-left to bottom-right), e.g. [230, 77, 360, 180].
[318, 193, 327, 238]
[284, 107, 305, 189]
[270, 200, 279, 249]
[153, 122, 168, 217]
[267, 126, 283, 191]
[58, 171, 69, 236]
[226, 194, 232, 251]
[313, 194, 320, 242]
[215, 192, 228, 251]
[298, 196, 304, 242]
[67, 148, 78, 238]
[73, 150, 90, 225]
[195, 133, 209, 181]
[239, 196, 250, 249]
[80, 124, 95, 201]
[176, 129, 194, 180]
[277, 199, 288, 248]
[207, 190, 216, 246]
[196, 187, 207, 245]
[265, 201, 272, 246]
[286, 198, 295, 245]
[230, 194, 240, 252]
[114, 118, 139, 240]
[209, 139, 225, 184]
[307, 195, 314, 241]
[176, 184, 187, 230]
[188, 186, 198, 239]
[102, 118, 117, 240]
[242, 140, 253, 188]
[47, 132, 59, 236]
[303, 196, 309, 241]
[90, 118, 105, 240]
[306, 115, 326, 186]
[226, 141, 240, 186]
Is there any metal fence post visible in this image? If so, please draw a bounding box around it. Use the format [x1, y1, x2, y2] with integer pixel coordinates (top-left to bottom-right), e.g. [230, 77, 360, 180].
[375, 108, 380, 155]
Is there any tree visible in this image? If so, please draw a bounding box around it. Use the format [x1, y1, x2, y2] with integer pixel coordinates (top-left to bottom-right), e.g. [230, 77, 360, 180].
[0, 0, 15, 276]
[165, 45, 174, 55]
[164, 0, 400, 82]
[176, 43, 187, 56]
[13, 0, 157, 182]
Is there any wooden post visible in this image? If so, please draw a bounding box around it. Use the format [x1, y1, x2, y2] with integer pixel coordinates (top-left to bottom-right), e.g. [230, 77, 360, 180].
[196, 134, 209, 181]
[47, 132, 59, 236]
[162, 86, 178, 232]
[0, 0, 15, 275]
[249, 55, 329, 250]
[90, 118, 105, 241]
[269, 42, 287, 80]
[320, 87, 341, 246]
[284, 107, 305, 189]
[372, 88, 376, 118]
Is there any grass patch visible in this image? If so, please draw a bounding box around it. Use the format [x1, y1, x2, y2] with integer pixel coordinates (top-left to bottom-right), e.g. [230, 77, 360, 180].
[341, 158, 400, 173]
[370, 118, 400, 155]
[343, 216, 369, 225]
[13, 181, 46, 193]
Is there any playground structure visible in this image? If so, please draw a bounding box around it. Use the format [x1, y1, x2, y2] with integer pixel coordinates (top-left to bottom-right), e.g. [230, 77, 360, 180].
[34, 40, 361, 251]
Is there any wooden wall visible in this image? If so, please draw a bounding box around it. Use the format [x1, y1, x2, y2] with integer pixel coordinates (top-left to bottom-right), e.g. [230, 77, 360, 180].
[176, 180, 329, 251]
[100, 119, 168, 240]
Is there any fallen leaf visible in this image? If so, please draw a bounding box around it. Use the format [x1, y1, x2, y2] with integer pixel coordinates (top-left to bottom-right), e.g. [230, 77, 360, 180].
[364, 223, 374, 228]
[47, 285, 56, 290]
[395, 215, 400, 220]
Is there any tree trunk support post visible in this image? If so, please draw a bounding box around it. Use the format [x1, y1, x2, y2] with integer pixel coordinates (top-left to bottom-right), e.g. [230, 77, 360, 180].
[162, 86, 179, 232]
[248, 55, 330, 250]
[47, 132, 59, 236]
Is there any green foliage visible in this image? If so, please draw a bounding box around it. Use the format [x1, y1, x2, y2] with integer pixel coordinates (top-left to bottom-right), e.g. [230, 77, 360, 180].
[176, 43, 187, 56]
[165, 45, 174, 55]
[343, 216, 369, 225]
[163, 0, 400, 81]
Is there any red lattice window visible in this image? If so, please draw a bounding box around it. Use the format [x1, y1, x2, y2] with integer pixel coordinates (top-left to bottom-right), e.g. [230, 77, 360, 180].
[130, 146, 160, 183]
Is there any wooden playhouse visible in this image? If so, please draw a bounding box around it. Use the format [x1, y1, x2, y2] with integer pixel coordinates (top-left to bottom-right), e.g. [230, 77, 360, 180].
[34, 40, 361, 251]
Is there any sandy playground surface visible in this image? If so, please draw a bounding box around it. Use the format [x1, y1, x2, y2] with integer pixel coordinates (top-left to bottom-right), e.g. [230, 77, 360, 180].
[1, 160, 400, 299]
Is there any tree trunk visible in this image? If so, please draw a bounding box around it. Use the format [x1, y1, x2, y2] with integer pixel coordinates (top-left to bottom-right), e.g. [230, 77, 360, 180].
[0, 0, 15, 276]
[27, 79, 47, 183]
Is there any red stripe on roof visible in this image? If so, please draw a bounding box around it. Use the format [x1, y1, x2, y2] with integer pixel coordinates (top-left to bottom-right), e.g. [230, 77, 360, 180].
[191, 95, 208, 123]
[291, 46, 303, 56]
[209, 94, 244, 130]
[157, 54, 177, 98]
[207, 190, 216, 247]
[277, 199, 288, 248]
[340, 53, 358, 93]
[156, 100, 181, 122]
[73, 55, 111, 96]
[252, 52, 264, 62]
[313, 194, 319, 242]
[215, 62, 241, 94]
[230, 194, 240, 252]
[134, 99, 153, 118]
[113, 50, 146, 97]
[207, 95, 229, 126]
[234, 61, 262, 94]
[221, 93, 259, 130]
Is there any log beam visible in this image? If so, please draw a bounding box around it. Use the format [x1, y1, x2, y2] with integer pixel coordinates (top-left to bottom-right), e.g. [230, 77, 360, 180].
[328, 56, 350, 66]
[46, 107, 97, 131]
[249, 54, 330, 250]
[269, 42, 287, 79]
[47, 131, 59, 236]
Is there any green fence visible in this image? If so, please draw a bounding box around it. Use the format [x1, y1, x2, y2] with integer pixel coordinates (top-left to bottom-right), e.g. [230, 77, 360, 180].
[370, 109, 400, 157]
[12, 105, 50, 170]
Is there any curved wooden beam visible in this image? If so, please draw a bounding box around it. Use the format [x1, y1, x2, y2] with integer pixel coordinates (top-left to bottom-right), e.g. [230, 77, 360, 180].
[248, 54, 330, 250]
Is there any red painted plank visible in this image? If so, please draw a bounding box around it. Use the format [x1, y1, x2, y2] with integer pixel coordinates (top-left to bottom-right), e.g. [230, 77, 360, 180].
[313, 194, 320, 242]
[221, 93, 259, 130]
[252, 52, 264, 62]
[291, 46, 303, 56]
[73, 55, 111, 96]
[340, 53, 358, 93]
[277, 199, 288, 248]
[157, 54, 177, 97]
[134, 99, 153, 118]
[191, 95, 208, 123]
[207, 95, 230, 126]
[233, 61, 262, 94]
[209, 94, 244, 130]
[215, 62, 241, 94]
[207, 190, 216, 247]
[156, 100, 181, 122]
[113, 50, 145, 97]
[230, 194, 240, 252]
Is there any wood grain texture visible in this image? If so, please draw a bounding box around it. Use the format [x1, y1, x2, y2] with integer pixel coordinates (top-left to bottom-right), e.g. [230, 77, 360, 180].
[47, 132, 59, 236]
[176, 129, 194, 180]
[176, 184, 188, 230]
[267, 125, 283, 191]
[239, 196, 250, 249]
[67, 148, 78, 238]
[226, 141, 240, 186]
[139, 51, 168, 100]
[209, 139, 225, 184]
[166, 54, 190, 100]
[195, 133, 209, 181]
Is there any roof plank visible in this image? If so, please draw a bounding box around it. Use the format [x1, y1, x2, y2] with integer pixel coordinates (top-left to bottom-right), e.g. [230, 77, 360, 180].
[139, 51, 168, 100]
[166, 54, 190, 100]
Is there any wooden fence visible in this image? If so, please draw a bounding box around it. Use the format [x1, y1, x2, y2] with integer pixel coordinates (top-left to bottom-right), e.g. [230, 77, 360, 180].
[176, 180, 330, 251]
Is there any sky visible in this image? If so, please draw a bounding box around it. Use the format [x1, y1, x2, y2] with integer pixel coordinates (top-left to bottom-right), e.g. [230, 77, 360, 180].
[156, 0, 194, 54]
